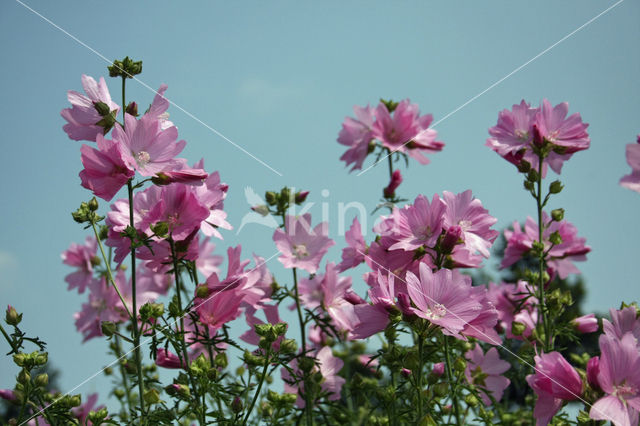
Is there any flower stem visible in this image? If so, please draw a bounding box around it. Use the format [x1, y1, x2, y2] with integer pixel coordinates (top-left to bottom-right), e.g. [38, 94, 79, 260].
[386, 148, 394, 180]
[90, 221, 132, 320]
[169, 238, 204, 426]
[535, 155, 551, 352]
[242, 349, 270, 425]
[0, 323, 17, 352]
[292, 267, 306, 354]
[444, 335, 461, 426]
[416, 332, 424, 424]
[114, 335, 133, 420]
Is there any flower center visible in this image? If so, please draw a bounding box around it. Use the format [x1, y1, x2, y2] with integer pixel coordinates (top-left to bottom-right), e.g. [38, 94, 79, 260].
[425, 303, 446, 320]
[515, 129, 529, 141]
[293, 244, 309, 259]
[614, 382, 637, 400]
[136, 151, 151, 167]
[417, 225, 433, 241]
[458, 220, 472, 231]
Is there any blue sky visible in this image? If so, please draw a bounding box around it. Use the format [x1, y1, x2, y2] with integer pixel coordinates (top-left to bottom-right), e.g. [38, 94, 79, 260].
[1, 0, 638, 406]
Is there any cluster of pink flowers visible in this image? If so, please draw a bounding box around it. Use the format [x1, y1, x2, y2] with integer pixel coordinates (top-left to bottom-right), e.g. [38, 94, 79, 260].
[501, 213, 590, 279]
[337, 99, 444, 172]
[526, 306, 640, 426]
[486, 99, 590, 176]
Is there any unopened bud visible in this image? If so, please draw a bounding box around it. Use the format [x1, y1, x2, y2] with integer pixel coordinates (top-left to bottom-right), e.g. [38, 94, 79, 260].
[5, 305, 21, 326]
[17, 369, 30, 385]
[101, 321, 117, 337]
[214, 353, 228, 369]
[126, 102, 138, 116]
[265, 191, 277, 205]
[35, 352, 48, 366]
[195, 285, 210, 299]
[279, 339, 297, 354]
[143, 388, 160, 405]
[549, 231, 563, 246]
[231, 396, 243, 413]
[252, 205, 271, 217]
[453, 357, 467, 373]
[511, 321, 526, 336]
[295, 191, 309, 204]
[114, 389, 125, 399]
[549, 180, 563, 194]
[517, 159, 531, 173]
[464, 394, 479, 407]
[69, 395, 82, 407]
[150, 222, 169, 238]
[298, 356, 315, 373]
[532, 124, 544, 147]
[88, 197, 99, 211]
[551, 208, 565, 222]
[433, 382, 448, 398]
[440, 226, 463, 253]
[35, 373, 48, 388]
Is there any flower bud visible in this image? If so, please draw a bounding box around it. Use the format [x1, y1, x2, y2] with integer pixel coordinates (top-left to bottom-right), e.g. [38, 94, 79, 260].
[464, 394, 479, 407]
[251, 205, 271, 217]
[295, 191, 309, 204]
[214, 352, 228, 369]
[0, 389, 16, 402]
[551, 208, 565, 222]
[517, 159, 531, 173]
[143, 388, 160, 405]
[532, 124, 544, 147]
[279, 339, 297, 354]
[34, 373, 48, 388]
[5, 305, 22, 326]
[511, 321, 526, 336]
[273, 322, 288, 337]
[440, 226, 463, 253]
[433, 382, 448, 398]
[453, 357, 467, 373]
[549, 231, 563, 246]
[231, 396, 243, 413]
[572, 314, 598, 334]
[35, 352, 48, 366]
[101, 321, 117, 337]
[17, 369, 30, 385]
[195, 285, 210, 299]
[265, 191, 277, 205]
[400, 368, 412, 379]
[549, 180, 563, 194]
[69, 394, 82, 407]
[93, 101, 111, 116]
[383, 170, 403, 199]
[150, 222, 169, 239]
[12, 353, 26, 367]
[114, 389, 125, 399]
[586, 356, 600, 391]
[88, 197, 99, 212]
[126, 102, 138, 117]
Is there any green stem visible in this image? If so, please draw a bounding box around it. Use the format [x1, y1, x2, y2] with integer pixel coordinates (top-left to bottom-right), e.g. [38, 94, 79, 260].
[292, 268, 306, 354]
[386, 148, 394, 180]
[444, 336, 461, 426]
[90, 221, 132, 319]
[535, 156, 551, 351]
[114, 335, 133, 420]
[126, 180, 146, 421]
[416, 332, 424, 424]
[35, 394, 57, 426]
[242, 349, 270, 425]
[169, 238, 204, 426]
[0, 323, 17, 352]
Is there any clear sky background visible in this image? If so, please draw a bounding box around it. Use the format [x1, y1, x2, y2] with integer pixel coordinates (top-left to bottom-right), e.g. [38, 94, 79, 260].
[1, 0, 638, 407]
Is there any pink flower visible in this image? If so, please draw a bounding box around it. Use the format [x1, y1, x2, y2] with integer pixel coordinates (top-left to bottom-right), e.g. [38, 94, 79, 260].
[337, 105, 376, 171]
[155, 348, 184, 369]
[590, 333, 640, 426]
[389, 194, 446, 251]
[193, 168, 232, 239]
[74, 275, 128, 342]
[194, 274, 245, 333]
[486, 281, 538, 340]
[620, 136, 640, 193]
[406, 264, 482, 339]
[535, 99, 590, 155]
[587, 356, 600, 390]
[139, 183, 210, 241]
[383, 169, 403, 199]
[487, 99, 589, 176]
[62, 236, 99, 294]
[572, 313, 599, 334]
[372, 99, 444, 164]
[195, 237, 224, 278]
[603, 306, 640, 344]
[501, 213, 590, 279]
[61, 75, 119, 141]
[79, 134, 135, 201]
[273, 214, 334, 274]
[526, 351, 583, 426]
[464, 346, 510, 405]
[337, 217, 367, 272]
[442, 190, 498, 263]
[113, 114, 186, 177]
[145, 84, 174, 130]
[0, 389, 16, 401]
